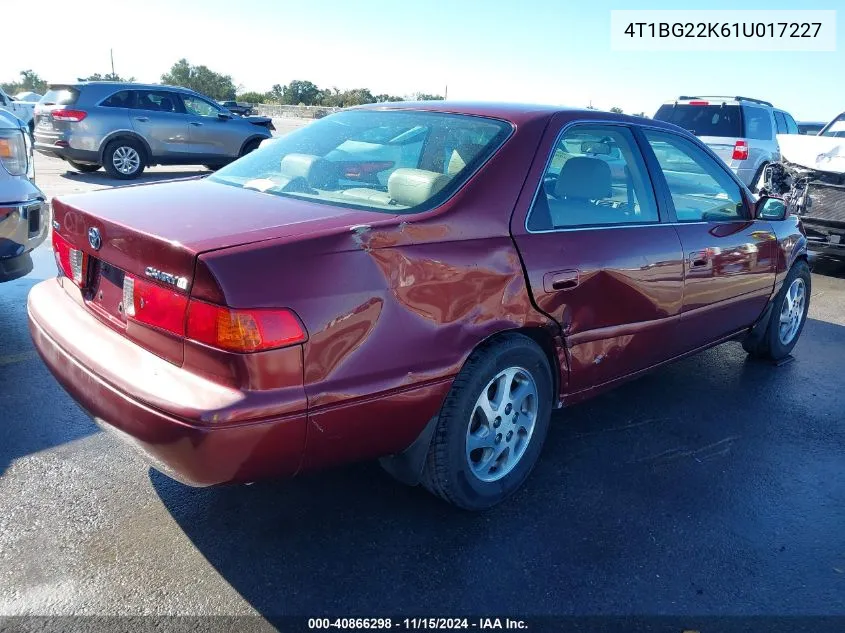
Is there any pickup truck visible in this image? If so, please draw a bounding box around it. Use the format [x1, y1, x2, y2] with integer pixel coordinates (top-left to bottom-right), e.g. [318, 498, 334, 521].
[0, 109, 48, 282]
[0, 87, 36, 132]
[219, 100, 255, 116]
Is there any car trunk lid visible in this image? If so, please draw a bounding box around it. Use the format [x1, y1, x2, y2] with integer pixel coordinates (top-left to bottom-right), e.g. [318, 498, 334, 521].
[51, 178, 395, 365]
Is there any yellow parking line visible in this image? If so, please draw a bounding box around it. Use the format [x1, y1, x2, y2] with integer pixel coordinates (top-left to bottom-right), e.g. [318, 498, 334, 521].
[0, 351, 38, 366]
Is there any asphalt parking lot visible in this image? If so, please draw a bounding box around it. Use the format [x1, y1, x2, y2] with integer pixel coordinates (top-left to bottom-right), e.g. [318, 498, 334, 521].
[1, 150, 844, 623]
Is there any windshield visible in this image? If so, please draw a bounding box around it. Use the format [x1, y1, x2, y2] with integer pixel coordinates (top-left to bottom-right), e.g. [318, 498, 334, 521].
[654, 104, 742, 137]
[209, 109, 511, 213]
[820, 114, 845, 138]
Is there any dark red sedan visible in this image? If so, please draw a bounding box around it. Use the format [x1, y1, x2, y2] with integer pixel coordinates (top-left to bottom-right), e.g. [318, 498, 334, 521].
[28, 103, 809, 510]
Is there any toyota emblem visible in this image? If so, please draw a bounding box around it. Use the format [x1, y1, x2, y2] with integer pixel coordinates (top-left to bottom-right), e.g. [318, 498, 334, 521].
[88, 227, 102, 251]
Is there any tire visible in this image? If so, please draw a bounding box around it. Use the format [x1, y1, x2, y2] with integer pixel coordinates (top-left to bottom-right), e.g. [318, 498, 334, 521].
[743, 260, 811, 360]
[239, 138, 261, 158]
[67, 161, 101, 173]
[103, 139, 146, 179]
[421, 334, 553, 510]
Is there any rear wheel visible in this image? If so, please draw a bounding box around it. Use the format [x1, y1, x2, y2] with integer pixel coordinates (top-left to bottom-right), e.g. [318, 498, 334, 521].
[103, 139, 146, 179]
[421, 334, 553, 510]
[744, 260, 810, 360]
[67, 161, 101, 173]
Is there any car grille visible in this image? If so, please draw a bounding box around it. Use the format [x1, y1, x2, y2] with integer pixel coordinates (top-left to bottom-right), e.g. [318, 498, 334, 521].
[804, 184, 845, 224]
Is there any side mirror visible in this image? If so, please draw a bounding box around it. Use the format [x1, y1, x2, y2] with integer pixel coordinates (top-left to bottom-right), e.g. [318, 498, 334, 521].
[755, 195, 788, 221]
[217, 112, 233, 121]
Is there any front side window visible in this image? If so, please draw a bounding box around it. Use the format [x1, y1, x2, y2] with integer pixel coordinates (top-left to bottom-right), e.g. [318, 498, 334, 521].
[644, 130, 745, 222]
[183, 95, 223, 118]
[210, 110, 510, 213]
[783, 113, 800, 135]
[742, 106, 773, 140]
[774, 112, 788, 134]
[527, 125, 658, 230]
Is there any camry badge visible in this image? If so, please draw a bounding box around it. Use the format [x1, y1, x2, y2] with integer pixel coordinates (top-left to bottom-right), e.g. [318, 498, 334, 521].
[88, 227, 102, 250]
[145, 266, 189, 290]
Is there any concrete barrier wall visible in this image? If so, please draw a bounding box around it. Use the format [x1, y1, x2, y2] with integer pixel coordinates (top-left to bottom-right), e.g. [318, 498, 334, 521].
[254, 104, 342, 119]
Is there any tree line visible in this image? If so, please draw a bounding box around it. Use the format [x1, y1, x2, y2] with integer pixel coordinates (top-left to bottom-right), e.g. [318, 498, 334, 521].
[1, 61, 443, 106]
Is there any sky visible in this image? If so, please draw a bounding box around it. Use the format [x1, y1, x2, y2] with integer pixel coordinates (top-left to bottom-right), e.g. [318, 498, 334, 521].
[3, 0, 842, 121]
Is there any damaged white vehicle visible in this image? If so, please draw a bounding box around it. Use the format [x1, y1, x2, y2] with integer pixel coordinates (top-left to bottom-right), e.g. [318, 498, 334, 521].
[760, 114, 845, 258]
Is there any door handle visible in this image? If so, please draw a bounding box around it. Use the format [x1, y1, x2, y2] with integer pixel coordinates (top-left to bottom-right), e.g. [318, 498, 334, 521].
[189, 121, 203, 126]
[689, 250, 710, 268]
[133, 116, 149, 122]
[544, 269, 580, 292]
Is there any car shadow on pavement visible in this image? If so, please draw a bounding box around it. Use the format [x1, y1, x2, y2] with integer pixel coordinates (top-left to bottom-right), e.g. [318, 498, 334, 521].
[59, 168, 209, 187]
[150, 323, 845, 620]
[0, 268, 100, 475]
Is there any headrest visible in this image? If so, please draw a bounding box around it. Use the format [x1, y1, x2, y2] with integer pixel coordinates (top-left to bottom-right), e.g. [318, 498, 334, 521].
[388, 168, 451, 208]
[555, 157, 612, 200]
[279, 153, 333, 188]
[447, 143, 485, 176]
[159, 97, 174, 112]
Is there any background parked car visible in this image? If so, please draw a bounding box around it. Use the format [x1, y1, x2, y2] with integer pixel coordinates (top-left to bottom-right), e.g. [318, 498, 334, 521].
[0, 109, 47, 282]
[33, 82, 275, 179]
[653, 96, 801, 190]
[0, 87, 36, 134]
[219, 100, 255, 116]
[798, 121, 826, 136]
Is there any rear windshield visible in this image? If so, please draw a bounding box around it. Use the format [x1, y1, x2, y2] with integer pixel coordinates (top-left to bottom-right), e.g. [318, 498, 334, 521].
[209, 109, 512, 213]
[820, 114, 845, 138]
[654, 104, 742, 137]
[39, 87, 79, 106]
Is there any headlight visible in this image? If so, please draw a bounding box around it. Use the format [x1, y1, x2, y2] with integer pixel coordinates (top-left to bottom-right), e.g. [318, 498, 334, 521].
[0, 128, 28, 177]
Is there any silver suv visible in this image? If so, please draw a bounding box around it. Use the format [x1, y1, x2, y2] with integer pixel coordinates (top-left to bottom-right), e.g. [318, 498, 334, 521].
[34, 82, 275, 179]
[0, 109, 47, 282]
[654, 96, 801, 190]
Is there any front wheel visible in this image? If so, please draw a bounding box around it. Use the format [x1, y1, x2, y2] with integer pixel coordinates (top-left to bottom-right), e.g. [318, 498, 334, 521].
[421, 334, 553, 510]
[744, 260, 811, 360]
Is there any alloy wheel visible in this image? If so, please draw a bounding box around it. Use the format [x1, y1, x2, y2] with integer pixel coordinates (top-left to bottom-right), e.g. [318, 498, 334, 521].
[778, 277, 806, 345]
[112, 146, 141, 175]
[465, 367, 538, 483]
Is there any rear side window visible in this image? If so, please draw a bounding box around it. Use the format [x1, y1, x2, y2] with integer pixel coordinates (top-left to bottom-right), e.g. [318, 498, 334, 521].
[644, 130, 745, 222]
[654, 104, 741, 137]
[101, 91, 134, 108]
[39, 88, 79, 106]
[133, 91, 182, 113]
[210, 110, 511, 213]
[742, 106, 772, 140]
[527, 125, 658, 231]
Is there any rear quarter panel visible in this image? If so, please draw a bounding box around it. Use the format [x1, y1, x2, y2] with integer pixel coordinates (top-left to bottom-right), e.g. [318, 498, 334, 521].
[197, 115, 558, 469]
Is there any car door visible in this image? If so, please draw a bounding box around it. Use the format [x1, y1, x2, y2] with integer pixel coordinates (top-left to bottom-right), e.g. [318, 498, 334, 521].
[129, 90, 192, 157]
[639, 129, 778, 351]
[511, 117, 685, 394]
[180, 93, 243, 158]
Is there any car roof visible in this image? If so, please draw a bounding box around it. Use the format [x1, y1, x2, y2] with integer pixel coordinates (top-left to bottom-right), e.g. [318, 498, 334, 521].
[353, 101, 682, 131]
[50, 81, 200, 94]
[661, 96, 775, 108]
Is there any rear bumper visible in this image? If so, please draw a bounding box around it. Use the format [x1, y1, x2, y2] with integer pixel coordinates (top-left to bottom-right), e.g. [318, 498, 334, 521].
[34, 141, 99, 164]
[802, 218, 845, 259]
[27, 279, 307, 486]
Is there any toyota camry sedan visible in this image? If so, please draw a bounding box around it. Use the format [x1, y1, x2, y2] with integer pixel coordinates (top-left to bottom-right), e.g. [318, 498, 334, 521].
[27, 103, 809, 510]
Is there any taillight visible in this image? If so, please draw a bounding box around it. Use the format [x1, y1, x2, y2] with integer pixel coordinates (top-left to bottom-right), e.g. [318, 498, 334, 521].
[732, 140, 749, 161]
[186, 300, 306, 352]
[51, 109, 87, 122]
[122, 276, 188, 335]
[122, 275, 306, 352]
[52, 231, 88, 286]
